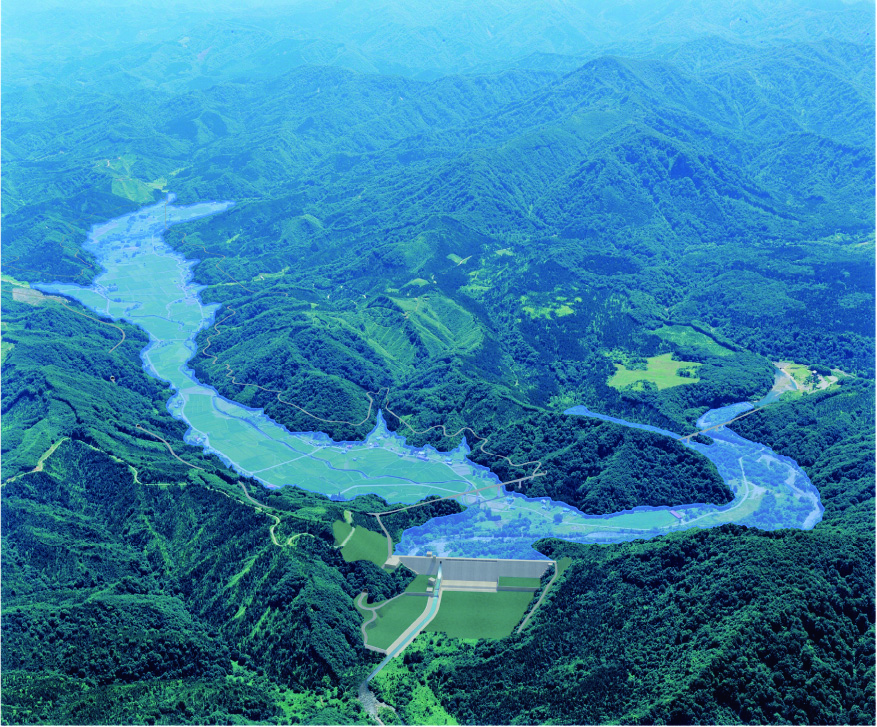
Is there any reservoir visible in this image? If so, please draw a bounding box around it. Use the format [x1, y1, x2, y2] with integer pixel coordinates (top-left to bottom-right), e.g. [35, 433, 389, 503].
[39, 197, 823, 560]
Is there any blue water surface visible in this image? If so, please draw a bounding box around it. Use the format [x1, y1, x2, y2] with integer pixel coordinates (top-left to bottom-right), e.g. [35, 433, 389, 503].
[37, 197, 823, 560]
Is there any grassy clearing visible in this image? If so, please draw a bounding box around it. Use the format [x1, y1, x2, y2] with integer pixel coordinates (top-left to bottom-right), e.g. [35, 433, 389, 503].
[294, 506, 327, 520]
[1, 274, 30, 287]
[365, 595, 429, 650]
[776, 361, 841, 396]
[390, 294, 483, 355]
[405, 574, 435, 593]
[520, 294, 581, 320]
[782, 362, 815, 388]
[253, 266, 289, 281]
[653, 324, 733, 356]
[99, 153, 170, 203]
[332, 520, 353, 546]
[340, 526, 388, 567]
[112, 178, 163, 204]
[555, 557, 573, 576]
[459, 264, 495, 297]
[424, 590, 535, 640]
[498, 576, 541, 588]
[300, 214, 324, 229]
[608, 352, 702, 390]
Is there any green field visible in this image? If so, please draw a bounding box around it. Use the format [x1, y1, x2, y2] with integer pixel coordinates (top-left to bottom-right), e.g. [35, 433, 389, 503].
[555, 557, 573, 576]
[111, 177, 163, 204]
[390, 293, 484, 354]
[520, 294, 581, 320]
[100, 153, 170, 203]
[365, 595, 430, 650]
[405, 574, 435, 593]
[784, 362, 813, 387]
[0, 274, 30, 288]
[340, 526, 388, 567]
[652, 325, 734, 356]
[332, 520, 354, 546]
[497, 576, 541, 589]
[781, 362, 834, 390]
[607, 352, 702, 390]
[424, 591, 535, 640]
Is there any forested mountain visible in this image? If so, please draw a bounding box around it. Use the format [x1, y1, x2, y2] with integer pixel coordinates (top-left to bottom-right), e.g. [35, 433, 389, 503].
[376, 379, 875, 725]
[1, 0, 874, 724]
[5, 0, 873, 85]
[0, 287, 392, 723]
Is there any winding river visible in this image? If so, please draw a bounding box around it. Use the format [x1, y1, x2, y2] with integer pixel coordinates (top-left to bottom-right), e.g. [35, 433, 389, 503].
[39, 197, 823, 560]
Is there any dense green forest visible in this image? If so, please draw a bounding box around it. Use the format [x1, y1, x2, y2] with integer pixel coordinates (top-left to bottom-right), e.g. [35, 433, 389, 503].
[369, 379, 875, 725]
[3, 281, 873, 725]
[0, 286, 407, 723]
[2, 0, 875, 724]
[376, 525, 875, 725]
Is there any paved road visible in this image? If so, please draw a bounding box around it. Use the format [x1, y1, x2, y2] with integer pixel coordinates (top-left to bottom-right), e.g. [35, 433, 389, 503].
[339, 525, 356, 548]
[366, 563, 443, 682]
[516, 559, 558, 634]
[357, 565, 444, 722]
[355, 592, 395, 654]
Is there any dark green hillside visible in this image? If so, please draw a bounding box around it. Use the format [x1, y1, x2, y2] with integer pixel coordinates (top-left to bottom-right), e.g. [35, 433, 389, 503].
[370, 381, 876, 725]
[481, 414, 732, 513]
[187, 280, 737, 513]
[4, 34, 873, 403]
[4, 276, 871, 725]
[0, 285, 419, 723]
[145, 39, 871, 424]
[382, 524, 875, 725]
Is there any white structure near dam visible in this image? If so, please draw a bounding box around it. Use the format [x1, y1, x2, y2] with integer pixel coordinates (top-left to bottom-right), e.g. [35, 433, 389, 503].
[388, 554, 551, 592]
